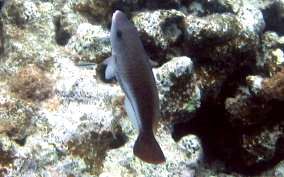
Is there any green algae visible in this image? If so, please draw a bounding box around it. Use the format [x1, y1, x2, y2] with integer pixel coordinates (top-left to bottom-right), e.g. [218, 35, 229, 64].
[185, 95, 200, 113]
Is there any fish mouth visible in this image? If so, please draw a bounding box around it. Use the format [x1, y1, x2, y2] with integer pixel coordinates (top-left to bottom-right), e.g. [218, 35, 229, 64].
[112, 10, 126, 24]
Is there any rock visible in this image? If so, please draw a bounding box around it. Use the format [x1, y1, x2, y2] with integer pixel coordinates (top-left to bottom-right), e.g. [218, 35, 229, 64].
[11, 135, 59, 176]
[1, 0, 57, 72]
[186, 1, 204, 16]
[185, 10, 263, 70]
[201, 0, 244, 14]
[66, 23, 111, 63]
[0, 135, 16, 169]
[224, 67, 284, 167]
[73, 0, 139, 26]
[202, 0, 269, 34]
[236, 3, 265, 34]
[260, 32, 284, 75]
[240, 126, 281, 167]
[154, 56, 194, 92]
[133, 10, 184, 50]
[177, 134, 203, 165]
[73, 0, 183, 27]
[246, 75, 263, 96]
[153, 56, 201, 122]
[132, 10, 187, 63]
[274, 160, 284, 176]
[1, 0, 40, 28]
[183, 4, 265, 105]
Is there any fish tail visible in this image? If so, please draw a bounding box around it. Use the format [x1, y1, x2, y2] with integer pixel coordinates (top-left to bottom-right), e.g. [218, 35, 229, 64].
[133, 132, 166, 164]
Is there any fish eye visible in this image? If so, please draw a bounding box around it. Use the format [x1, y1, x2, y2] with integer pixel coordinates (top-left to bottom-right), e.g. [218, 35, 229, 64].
[116, 30, 122, 38]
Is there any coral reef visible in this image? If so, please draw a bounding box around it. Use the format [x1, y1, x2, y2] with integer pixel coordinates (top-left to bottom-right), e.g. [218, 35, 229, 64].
[0, 0, 283, 176]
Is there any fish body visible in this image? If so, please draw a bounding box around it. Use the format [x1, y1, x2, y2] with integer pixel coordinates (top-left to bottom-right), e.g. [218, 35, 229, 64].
[105, 10, 165, 164]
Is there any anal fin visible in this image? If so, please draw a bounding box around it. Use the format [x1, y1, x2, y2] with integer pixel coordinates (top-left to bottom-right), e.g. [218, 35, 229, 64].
[124, 97, 139, 131]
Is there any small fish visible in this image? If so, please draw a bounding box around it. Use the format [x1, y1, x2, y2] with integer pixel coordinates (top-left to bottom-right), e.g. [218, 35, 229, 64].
[75, 62, 96, 68]
[104, 10, 166, 164]
[110, 114, 122, 139]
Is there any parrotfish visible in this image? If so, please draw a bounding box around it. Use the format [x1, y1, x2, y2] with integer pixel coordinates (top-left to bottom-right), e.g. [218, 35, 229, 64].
[104, 10, 166, 164]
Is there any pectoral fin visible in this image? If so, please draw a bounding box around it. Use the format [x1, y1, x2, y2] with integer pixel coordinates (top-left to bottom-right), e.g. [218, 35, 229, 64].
[103, 56, 116, 80]
[124, 97, 139, 131]
[149, 59, 159, 67]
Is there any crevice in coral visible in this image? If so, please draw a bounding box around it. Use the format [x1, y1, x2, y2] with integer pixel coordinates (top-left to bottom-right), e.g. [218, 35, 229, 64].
[172, 84, 284, 176]
[171, 55, 284, 175]
[261, 1, 284, 35]
[137, 0, 181, 10]
[109, 132, 128, 149]
[54, 16, 72, 46]
[13, 136, 27, 146]
[172, 99, 284, 176]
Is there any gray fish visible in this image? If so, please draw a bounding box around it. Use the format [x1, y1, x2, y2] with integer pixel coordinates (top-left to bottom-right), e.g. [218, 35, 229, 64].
[104, 10, 165, 164]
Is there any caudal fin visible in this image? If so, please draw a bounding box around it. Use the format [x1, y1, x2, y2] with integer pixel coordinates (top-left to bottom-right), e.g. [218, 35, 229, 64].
[133, 132, 166, 164]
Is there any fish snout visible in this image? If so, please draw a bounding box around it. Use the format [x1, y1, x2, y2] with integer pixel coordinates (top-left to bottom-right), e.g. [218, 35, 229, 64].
[112, 10, 128, 25]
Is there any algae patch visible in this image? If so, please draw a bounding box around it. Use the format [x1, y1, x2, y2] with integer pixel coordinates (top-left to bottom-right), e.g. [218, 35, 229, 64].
[67, 131, 113, 175]
[0, 140, 16, 176]
[0, 99, 38, 140]
[9, 66, 53, 101]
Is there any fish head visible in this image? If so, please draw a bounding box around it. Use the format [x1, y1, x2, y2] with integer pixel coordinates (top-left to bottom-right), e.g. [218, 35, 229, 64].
[110, 10, 140, 56]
